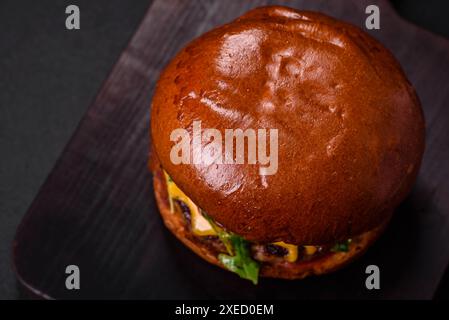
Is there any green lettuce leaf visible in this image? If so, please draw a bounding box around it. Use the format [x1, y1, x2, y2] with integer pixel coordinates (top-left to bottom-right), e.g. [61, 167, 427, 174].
[218, 235, 260, 285]
[330, 239, 352, 252]
[203, 213, 260, 284]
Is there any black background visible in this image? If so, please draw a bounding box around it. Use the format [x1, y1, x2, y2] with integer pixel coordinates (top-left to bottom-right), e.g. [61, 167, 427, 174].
[0, 0, 448, 299]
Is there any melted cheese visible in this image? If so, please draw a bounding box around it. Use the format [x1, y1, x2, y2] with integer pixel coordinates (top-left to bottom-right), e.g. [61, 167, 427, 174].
[304, 245, 318, 255]
[273, 241, 298, 262]
[163, 171, 307, 263]
[164, 171, 217, 236]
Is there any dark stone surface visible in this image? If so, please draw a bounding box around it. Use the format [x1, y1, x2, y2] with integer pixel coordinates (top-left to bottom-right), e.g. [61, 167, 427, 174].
[0, 0, 150, 299]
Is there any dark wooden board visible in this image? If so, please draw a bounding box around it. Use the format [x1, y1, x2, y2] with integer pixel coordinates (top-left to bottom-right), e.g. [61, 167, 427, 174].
[12, 0, 449, 299]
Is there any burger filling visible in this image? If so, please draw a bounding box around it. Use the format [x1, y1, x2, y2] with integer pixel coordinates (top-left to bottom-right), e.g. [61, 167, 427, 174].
[163, 171, 353, 284]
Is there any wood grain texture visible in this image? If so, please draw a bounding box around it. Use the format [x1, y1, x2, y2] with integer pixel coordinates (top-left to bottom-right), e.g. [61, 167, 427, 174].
[13, 0, 449, 299]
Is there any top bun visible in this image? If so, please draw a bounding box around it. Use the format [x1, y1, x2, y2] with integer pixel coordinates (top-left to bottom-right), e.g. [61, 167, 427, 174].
[150, 6, 425, 245]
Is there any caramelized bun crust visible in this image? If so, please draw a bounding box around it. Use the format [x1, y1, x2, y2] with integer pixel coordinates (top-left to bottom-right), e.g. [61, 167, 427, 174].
[151, 6, 425, 244]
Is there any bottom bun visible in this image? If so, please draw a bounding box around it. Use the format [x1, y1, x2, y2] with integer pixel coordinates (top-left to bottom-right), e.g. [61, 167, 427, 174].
[153, 168, 389, 280]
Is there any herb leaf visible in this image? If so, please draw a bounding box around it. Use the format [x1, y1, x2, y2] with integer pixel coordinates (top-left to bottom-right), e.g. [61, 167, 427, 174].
[331, 239, 352, 252]
[219, 235, 260, 285]
[203, 212, 260, 284]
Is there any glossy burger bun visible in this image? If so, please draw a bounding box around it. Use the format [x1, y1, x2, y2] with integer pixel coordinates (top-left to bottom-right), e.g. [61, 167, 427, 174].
[153, 167, 389, 279]
[150, 6, 425, 245]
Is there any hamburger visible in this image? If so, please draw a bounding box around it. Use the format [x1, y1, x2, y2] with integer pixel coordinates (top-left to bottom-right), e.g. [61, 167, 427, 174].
[149, 6, 425, 284]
